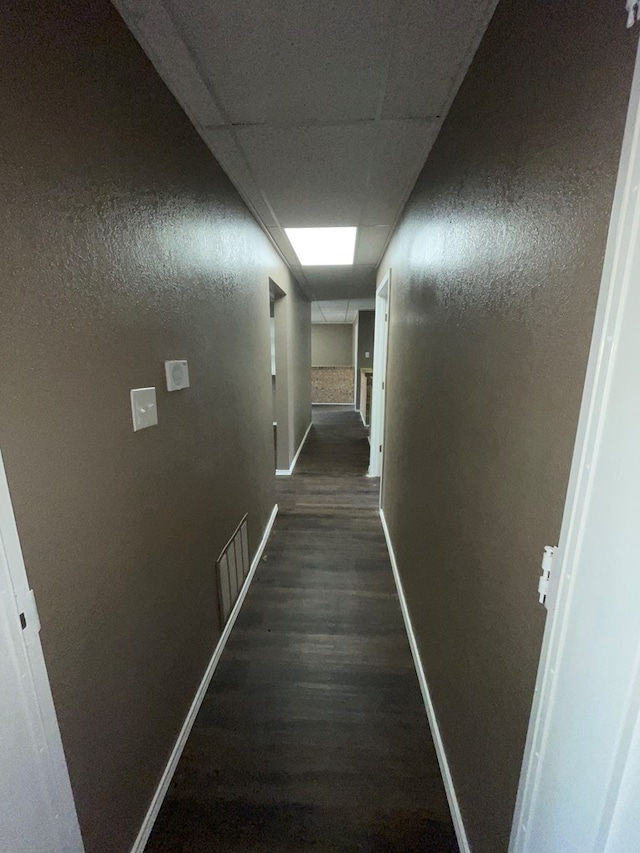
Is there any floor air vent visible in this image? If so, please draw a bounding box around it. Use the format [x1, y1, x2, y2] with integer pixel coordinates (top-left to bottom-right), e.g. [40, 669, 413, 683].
[216, 514, 250, 625]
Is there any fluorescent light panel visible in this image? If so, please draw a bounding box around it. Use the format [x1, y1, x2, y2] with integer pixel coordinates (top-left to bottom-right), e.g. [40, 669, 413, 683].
[285, 227, 357, 266]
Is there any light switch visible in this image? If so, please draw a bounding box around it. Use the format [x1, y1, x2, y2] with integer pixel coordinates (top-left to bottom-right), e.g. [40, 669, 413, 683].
[130, 387, 158, 432]
[164, 360, 190, 391]
[365, 351, 370, 359]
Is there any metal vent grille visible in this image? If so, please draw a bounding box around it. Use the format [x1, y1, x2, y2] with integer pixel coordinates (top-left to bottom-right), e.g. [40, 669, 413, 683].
[216, 514, 250, 625]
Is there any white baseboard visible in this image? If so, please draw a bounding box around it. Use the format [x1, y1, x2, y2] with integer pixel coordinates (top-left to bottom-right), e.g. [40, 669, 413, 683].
[130, 503, 279, 853]
[275, 420, 312, 476]
[379, 508, 471, 853]
[310, 402, 353, 406]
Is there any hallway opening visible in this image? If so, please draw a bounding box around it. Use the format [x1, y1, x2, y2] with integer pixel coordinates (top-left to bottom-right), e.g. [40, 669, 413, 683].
[2, 2, 639, 851]
[144, 406, 458, 853]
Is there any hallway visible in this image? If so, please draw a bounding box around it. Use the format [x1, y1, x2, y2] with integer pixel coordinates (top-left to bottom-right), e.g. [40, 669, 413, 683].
[146, 406, 457, 852]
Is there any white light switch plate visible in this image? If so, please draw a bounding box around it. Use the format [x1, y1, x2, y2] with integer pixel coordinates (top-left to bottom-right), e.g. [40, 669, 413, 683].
[164, 360, 190, 391]
[130, 387, 158, 431]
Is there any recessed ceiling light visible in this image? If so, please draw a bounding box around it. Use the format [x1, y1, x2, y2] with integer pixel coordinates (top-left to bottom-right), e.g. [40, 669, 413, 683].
[284, 227, 357, 266]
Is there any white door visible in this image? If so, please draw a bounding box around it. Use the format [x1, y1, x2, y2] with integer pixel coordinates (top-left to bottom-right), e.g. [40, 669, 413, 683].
[0, 452, 83, 852]
[510, 41, 640, 853]
[369, 273, 390, 485]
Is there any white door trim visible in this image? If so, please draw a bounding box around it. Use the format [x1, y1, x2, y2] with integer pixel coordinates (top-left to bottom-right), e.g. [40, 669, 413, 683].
[368, 272, 390, 484]
[0, 451, 84, 852]
[353, 314, 359, 409]
[510, 36, 640, 853]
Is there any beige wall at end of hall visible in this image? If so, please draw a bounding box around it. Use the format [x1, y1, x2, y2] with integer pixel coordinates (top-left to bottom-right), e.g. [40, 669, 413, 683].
[312, 324, 354, 366]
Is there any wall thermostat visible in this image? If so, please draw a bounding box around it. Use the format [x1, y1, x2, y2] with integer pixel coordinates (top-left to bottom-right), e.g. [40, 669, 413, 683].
[165, 360, 190, 391]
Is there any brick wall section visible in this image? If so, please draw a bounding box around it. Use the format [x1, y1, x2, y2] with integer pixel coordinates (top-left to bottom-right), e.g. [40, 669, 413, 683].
[312, 367, 354, 404]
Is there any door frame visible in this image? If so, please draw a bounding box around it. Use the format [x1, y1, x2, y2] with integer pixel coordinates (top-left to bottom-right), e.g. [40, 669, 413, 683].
[0, 450, 84, 852]
[270, 278, 293, 474]
[352, 312, 360, 409]
[368, 272, 390, 492]
[510, 35, 640, 852]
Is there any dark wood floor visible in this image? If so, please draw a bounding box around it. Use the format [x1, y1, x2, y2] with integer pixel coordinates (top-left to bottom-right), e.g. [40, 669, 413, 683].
[146, 406, 457, 853]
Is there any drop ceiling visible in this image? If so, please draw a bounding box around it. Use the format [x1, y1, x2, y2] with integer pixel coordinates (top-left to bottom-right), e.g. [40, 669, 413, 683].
[312, 299, 376, 324]
[114, 0, 497, 300]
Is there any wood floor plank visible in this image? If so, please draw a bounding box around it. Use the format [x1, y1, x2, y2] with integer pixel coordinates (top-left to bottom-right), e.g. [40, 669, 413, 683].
[145, 405, 458, 853]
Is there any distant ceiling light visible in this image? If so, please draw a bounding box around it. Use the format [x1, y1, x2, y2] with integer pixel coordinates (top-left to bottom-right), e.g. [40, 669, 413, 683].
[285, 227, 357, 266]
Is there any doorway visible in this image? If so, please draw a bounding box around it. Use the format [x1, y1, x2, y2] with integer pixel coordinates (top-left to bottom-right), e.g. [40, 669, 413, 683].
[0, 452, 83, 852]
[368, 273, 390, 498]
[269, 291, 278, 468]
[269, 279, 292, 474]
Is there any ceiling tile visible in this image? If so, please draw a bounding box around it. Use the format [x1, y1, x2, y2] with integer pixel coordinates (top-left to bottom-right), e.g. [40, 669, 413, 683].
[123, 0, 224, 127]
[303, 266, 377, 300]
[312, 301, 347, 323]
[355, 226, 392, 265]
[381, 0, 498, 120]
[360, 119, 439, 225]
[165, 0, 396, 125]
[312, 298, 375, 323]
[311, 303, 326, 322]
[236, 124, 378, 227]
[203, 129, 277, 227]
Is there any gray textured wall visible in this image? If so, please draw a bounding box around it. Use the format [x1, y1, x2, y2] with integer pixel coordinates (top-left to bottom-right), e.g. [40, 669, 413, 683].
[311, 324, 354, 366]
[377, 0, 636, 849]
[0, 2, 308, 851]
